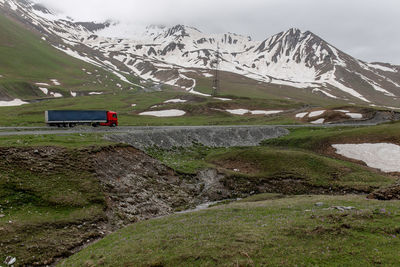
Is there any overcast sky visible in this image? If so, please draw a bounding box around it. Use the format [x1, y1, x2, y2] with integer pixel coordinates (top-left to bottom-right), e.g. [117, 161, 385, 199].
[36, 0, 400, 64]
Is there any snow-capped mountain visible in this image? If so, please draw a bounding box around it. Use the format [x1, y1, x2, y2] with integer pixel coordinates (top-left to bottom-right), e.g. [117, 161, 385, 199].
[1, 0, 400, 106]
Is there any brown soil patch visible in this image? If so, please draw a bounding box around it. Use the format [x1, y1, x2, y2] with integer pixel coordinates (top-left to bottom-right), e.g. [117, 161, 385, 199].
[319, 110, 350, 122]
[368, 184, 400, 200]
[90, 145, 198, 227]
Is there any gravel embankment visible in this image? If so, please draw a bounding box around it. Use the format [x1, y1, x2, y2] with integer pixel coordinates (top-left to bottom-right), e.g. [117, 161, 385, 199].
[106, 126, 290, 149]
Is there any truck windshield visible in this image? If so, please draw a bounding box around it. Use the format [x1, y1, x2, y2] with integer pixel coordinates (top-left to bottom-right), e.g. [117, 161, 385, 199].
[112, 114, 117, 118]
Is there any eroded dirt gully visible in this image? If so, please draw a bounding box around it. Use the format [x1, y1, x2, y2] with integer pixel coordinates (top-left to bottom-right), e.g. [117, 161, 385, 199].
[0, 144, 390, 266]
[91, 145, 217, 228]
[91, 146, 370, 228]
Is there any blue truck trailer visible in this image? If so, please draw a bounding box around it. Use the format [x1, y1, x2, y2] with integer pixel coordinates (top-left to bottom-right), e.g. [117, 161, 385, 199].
[45, 110, 118, 127]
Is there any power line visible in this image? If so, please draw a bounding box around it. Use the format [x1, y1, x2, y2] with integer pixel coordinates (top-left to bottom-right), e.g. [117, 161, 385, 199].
[212, 43, 220, 96]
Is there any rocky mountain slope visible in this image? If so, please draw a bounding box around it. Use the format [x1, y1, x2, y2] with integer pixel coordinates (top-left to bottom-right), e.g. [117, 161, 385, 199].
[0, 10, 135, 100]
[1, 0, 400, 107]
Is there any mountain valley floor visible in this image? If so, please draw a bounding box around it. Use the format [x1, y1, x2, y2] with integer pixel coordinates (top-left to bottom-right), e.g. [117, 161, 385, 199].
[1, 122, 400, 266]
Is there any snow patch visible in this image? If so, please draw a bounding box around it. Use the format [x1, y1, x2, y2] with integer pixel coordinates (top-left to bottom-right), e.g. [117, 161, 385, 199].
[8, 1, 18, 11]
[89, 92, 103, 95]
[296, 112, 308, 118]
[312, 88, 338, 99]
[225, 109, 250, 115]
[214, 97, 232, 101]
[346, 113, 363, 119]
[139, 109, 186, 117]
[39, 87, 48, 95]
[333, 143, 400, 172]
[322, 68, 371, 103]
[189, 90, 211, 97]
[310, 118, 325, 124]
[250, 110, 283, 115]
[368, 63, 396, 73]
[357, 73, 395, 97]
[335, 110, 363, 119]
[50, 92, 62, 98]
[50, 79, 61, 86]
[164, 99, 187, 103]
[308, 110, 326, 117]
[53, 46, 104, 68]
[270, 78, 316, 89]
[226, 109, 283, 116]
[381, 106, 400, 110]
[35, 83, 50, 86]
[0, 99, 28, 107]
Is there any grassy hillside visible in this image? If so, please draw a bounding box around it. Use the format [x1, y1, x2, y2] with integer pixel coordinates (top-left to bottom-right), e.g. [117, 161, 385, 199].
[147, 145, 395, 193]
[1, 124, 399, 265]
[0, 145, 108, 266]
[262, 121, 400, 152]
[60, 194, 400, 267]
[207, 147, 395, 191]
[0, 13, 133, 99]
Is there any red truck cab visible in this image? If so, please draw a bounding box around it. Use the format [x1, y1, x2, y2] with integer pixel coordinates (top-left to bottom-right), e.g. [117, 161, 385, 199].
[100, 111, 118, 127]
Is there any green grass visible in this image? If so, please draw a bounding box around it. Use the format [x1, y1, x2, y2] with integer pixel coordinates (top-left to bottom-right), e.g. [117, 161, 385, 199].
[236, 193, 286, 202]
[262, 121, 400, 151]
[0, 133, 114, 147]
[0, 124, 396, 265]
[147, 145, 395, 192]
[0, 146, 107, 265]
[0, 90, 303, 126]
[207, 147, 395, 191]
[59, 195, 400, 267]
[146, 145, 219, 174]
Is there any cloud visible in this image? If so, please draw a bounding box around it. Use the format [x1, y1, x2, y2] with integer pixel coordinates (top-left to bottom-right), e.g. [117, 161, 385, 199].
[36, 0, 400, 64]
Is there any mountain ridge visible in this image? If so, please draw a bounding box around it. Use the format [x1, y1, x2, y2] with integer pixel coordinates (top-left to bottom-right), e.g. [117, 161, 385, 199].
[1, 0, 400, 107]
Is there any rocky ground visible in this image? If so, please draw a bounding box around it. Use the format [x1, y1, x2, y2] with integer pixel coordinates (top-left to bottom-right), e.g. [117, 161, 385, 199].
[106, 126, 289, 150]
[368, 183, 400, 200]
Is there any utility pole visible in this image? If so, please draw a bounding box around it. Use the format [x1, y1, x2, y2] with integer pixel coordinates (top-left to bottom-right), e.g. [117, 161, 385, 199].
[212, 43, 220, 96]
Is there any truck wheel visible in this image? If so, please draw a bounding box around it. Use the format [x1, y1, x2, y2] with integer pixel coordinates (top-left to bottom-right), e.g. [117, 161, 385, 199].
[111, 123, 116, 127]
[92, 123, 98, 127]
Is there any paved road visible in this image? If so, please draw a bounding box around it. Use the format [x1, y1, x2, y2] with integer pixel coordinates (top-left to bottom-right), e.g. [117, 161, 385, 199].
[0, 123, 381, 136]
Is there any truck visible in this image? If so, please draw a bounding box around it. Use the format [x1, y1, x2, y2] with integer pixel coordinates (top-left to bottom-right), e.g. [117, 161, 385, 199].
[45, 110, 118, 127]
